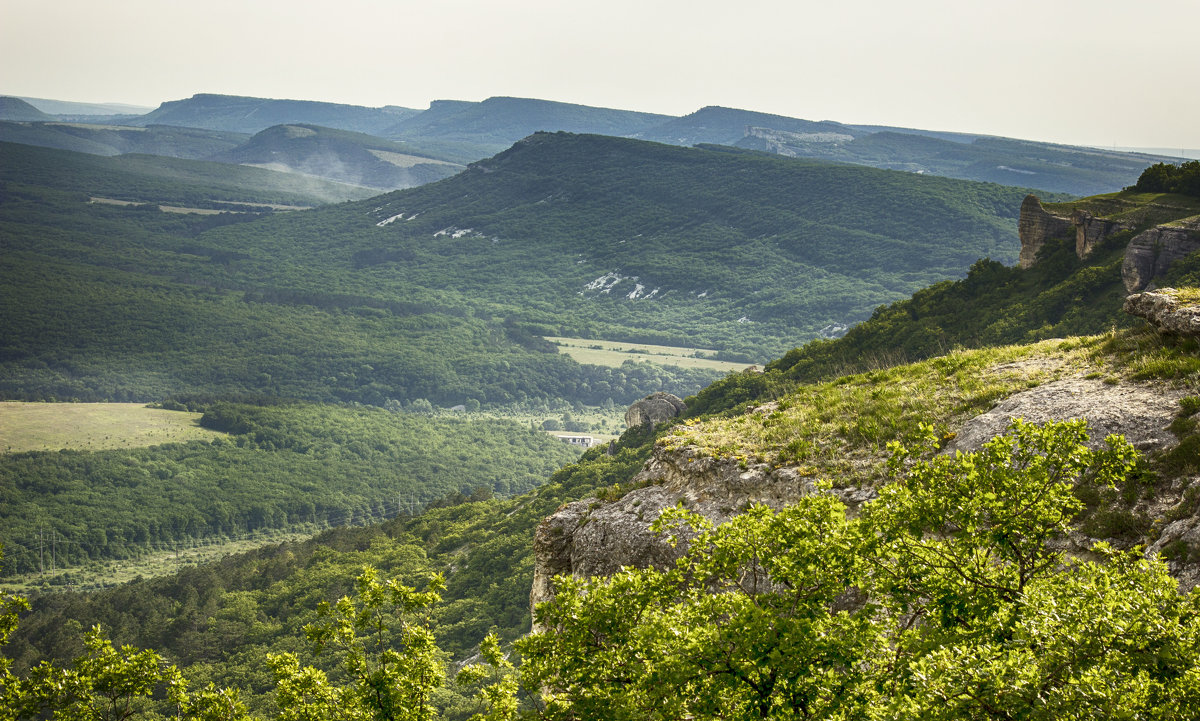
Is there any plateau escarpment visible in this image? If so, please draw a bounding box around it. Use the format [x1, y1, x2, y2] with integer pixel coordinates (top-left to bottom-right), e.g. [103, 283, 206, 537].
[1018, 193, 1200, 291]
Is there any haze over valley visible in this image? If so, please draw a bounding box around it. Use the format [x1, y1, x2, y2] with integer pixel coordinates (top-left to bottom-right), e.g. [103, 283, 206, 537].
[4, 2, 1200, 717]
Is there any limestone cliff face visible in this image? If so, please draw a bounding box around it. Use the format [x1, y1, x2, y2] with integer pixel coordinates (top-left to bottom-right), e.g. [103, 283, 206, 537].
[1019, 194, 1200, 291]
[530, 444, 836, 622]
[1017, 195, 1073, 269]
[1073, 209, 1133, 259]
[1122, 220, 1200, 292]
[1018, 195, 1136, 268]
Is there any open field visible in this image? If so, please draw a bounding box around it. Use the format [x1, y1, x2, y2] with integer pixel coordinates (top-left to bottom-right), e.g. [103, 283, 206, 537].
[0, 402, 223, 453]
[546, 336, 755, 372]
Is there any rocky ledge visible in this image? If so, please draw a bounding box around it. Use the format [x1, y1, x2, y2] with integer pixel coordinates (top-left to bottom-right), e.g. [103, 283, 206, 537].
[533, 371, 1198, 614]
[1124, 289, 1200, 338]
[1122, 220, 1200, 292]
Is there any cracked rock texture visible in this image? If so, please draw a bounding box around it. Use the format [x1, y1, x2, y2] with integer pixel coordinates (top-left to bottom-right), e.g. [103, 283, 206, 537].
[1122, 222, 1200, 292]
[1124, 289, 1200, 338]
[946, 378, 1187, 454]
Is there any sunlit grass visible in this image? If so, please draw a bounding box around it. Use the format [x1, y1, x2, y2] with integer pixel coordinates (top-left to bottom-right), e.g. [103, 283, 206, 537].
[663, 338, 1112, 481]
[0, 402, 224, 454]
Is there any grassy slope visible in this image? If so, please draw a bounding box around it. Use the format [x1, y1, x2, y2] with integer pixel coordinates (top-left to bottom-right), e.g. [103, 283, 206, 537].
[734, 190, 1200, 389]
[0, 402, 220, 453]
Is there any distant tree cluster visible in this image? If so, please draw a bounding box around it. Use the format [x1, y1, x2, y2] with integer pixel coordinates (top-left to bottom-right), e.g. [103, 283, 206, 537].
[1131, 160, 1200, 197]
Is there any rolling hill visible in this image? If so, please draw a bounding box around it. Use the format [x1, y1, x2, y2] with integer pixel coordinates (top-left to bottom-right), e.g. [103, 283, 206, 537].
[211, 124, 465, 190]
[0, 133, 1048, 409]
[0, 97, 53, 122]
[0, 121, 248, 159]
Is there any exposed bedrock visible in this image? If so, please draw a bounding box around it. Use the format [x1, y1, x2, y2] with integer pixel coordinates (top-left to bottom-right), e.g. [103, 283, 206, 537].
[1122, 222, 1200, 292]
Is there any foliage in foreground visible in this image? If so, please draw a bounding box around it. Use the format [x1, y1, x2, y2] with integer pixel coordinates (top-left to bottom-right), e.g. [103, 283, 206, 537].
[3, 420, 1199, 720]
[518, 420, 1200, 719]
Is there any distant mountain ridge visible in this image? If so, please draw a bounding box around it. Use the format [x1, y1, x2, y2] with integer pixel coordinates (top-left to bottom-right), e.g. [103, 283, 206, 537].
[129, 93, 420, 135]
[0, 121, 248, 159]
[15, 96, 153, 116]
[3, 92, 1188, 196]
[383, 95, 674, 146]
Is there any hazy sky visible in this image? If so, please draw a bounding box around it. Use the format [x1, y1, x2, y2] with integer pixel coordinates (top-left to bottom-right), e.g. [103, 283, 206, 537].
[4, 0, 1198, 150]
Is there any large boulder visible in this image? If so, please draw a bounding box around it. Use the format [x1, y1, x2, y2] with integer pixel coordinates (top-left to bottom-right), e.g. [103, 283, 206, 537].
[625, 392, 686, 428]
[1124, 288, 1200, 339]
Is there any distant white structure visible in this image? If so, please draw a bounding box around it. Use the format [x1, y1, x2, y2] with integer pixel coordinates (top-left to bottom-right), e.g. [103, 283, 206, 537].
[557, 434, 597, 448]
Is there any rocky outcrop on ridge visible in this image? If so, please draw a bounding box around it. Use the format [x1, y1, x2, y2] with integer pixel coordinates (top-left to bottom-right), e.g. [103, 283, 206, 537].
[625, 392, 686, 429]
[1124, 289, 1200, 338]
[1122, 221, 1200, 292]
[530, 441, 842, 619]
[1018, 194, 1200, 290]
[532, 368, 1198, 612]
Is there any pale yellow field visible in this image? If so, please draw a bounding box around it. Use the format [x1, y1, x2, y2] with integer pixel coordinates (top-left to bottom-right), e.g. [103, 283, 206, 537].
[0, 402, 224, 454]
[90, 197, 224, 215]
[546, 337, 754, 372]
[368, 149, 460, 168]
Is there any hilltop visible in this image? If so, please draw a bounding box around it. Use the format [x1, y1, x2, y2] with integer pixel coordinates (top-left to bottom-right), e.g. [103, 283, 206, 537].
[0, 97, 53, 122]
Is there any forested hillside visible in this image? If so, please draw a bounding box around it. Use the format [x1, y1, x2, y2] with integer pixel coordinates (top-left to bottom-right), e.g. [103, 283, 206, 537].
[203, 132, 1047, 356]
[0, 401, 581, 577]
[7, 315, 1199, 718]
[0, 141, 720, 406]
[1, 135, 1047, 407]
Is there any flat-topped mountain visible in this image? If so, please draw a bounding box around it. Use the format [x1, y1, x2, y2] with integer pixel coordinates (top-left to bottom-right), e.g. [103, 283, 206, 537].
[383, 95, 674, 147]
[637, 105, 1174, 196]
[130, 93, 420, 135]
